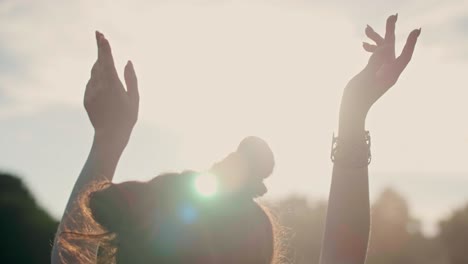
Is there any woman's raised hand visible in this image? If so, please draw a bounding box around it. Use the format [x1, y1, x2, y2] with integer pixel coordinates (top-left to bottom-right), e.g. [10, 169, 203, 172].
[340, 14, 421, 124]
[84, 31, 139, 145]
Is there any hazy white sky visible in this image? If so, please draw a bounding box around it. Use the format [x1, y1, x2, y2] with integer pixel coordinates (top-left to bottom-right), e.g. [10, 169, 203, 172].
[1, 0, 468, 235]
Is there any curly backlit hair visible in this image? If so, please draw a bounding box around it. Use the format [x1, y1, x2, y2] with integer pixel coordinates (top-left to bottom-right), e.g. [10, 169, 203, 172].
[57, 137, 284, 263]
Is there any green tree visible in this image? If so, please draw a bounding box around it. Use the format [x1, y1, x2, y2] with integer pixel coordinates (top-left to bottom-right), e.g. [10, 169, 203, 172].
[0, 172, 59, 264]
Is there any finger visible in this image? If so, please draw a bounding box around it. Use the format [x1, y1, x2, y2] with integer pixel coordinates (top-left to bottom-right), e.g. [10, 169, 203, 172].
[88, 62, 101, 92]
[394, 28, 421, 73]
[99, 35, 116, 68]
[363, 42, 378, 53]
[124, 60, 139, 101]
[384, 14, 398, 59]
[365, 25, 384, 45]
[87, 60, 105, 91]
[96, 31, 104, 62]
[97, 33, 118, 77]
[376, 29, 421, 89]
[90, 61, 100, 77]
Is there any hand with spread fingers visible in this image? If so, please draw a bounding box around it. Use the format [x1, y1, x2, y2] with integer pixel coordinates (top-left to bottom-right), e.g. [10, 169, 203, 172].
[84, 31, 139, 145]
[340, 14, 421, 130]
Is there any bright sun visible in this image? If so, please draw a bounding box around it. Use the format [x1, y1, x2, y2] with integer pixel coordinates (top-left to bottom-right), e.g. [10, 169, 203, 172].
[195, 173, 218, 197]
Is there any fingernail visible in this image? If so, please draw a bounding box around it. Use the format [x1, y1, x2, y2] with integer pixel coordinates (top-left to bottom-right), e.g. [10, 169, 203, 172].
[388, 14, 397, 24]
[417, 27, 422, 37]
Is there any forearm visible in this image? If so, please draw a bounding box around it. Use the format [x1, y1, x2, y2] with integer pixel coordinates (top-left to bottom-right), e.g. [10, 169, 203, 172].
[75, 133, 128, 186]
[61, 133, 127, 225]
[52, 133, 128, 263]
[320, 112, 370, 264]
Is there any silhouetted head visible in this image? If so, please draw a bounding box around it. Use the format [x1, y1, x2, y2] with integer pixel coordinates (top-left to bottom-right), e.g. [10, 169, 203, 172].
[88, 136, 277, 263]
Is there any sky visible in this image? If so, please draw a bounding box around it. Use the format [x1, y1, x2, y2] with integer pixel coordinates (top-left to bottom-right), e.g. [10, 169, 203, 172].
[1, 0, 468, 236]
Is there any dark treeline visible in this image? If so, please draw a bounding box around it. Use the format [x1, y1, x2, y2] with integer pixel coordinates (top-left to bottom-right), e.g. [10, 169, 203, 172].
[0, 172, 58, 263]
[1, 172, 467, 264]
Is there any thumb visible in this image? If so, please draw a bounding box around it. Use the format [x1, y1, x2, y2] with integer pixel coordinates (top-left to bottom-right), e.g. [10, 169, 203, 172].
[124, 60, 139, 102]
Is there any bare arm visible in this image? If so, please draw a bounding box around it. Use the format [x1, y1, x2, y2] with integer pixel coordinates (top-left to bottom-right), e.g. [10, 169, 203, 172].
[319, 15, 421, 264]
[51, 32, 139, 263]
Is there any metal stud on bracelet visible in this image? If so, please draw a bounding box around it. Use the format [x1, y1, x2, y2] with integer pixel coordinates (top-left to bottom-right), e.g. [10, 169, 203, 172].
[330, 131, 372, 167]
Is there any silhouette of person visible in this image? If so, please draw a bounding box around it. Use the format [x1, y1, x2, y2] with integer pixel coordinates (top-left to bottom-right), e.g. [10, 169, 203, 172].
[52, 32, 277, 263]
[51, 14, 421, 264]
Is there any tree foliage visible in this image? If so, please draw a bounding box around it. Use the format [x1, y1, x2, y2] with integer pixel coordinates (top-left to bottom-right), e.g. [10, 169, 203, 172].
[439, 203, 468, 264]
[0, 172, 58, 264]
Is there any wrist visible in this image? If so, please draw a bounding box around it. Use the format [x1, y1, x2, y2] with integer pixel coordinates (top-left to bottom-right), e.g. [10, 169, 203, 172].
[331, 131, 372, 167]
[89, 132, 130, 177]
[338, 109, 367, 140]
[93, 130, 131, 155]
[94, 125, 132, 142]
[85, 135, 125, 180]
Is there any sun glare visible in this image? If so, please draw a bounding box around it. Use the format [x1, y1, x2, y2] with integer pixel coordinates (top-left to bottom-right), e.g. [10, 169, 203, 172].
[195, 173, 218, 197]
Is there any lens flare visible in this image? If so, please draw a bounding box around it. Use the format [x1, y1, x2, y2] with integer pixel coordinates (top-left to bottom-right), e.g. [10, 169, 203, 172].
[179, 204, 198, 224]
[195, 173, 218, 197]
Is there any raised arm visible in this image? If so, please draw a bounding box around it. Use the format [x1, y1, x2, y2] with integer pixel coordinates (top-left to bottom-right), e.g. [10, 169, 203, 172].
[51, 32, 139, 263]
[319, 15, 420, 264]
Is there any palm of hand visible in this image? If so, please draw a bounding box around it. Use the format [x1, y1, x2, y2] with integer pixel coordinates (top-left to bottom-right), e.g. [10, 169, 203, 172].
[84, 32, 139, 139]
[342, 14, 421, 116]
